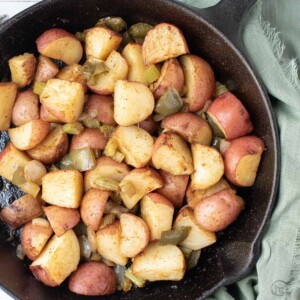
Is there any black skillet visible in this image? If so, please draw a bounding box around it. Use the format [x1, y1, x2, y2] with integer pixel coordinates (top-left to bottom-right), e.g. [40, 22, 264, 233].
[0, 0, 279, 299]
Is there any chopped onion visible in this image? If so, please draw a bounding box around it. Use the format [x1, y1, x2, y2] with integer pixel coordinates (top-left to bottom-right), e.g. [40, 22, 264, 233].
[16, 244, 25, 260]
[24, 160, 47, 185]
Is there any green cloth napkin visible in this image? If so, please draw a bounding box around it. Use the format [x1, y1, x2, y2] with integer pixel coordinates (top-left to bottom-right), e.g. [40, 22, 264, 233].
[177, 0, 300, 299]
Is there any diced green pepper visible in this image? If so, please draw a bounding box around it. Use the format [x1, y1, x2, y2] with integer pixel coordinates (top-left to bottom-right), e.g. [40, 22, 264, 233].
[155, 87, 183, 116]
[63, 122, 84, 135]
[95, 17, 127, 33]
[160, 226, 191, 246]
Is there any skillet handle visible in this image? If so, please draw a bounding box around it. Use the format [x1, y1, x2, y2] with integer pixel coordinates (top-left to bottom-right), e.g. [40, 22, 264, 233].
[182, 0, 257, 55]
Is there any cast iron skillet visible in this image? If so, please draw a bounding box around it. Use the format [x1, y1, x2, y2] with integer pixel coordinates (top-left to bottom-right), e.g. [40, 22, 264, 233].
[0, 0, 279, 299]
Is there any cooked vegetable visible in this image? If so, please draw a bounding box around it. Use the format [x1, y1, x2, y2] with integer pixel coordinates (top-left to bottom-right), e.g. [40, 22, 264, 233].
[114, 265, 132, 291]
[94, 177, 119, 192]
[124, 268, 145, 287]
[105, 200, 128, 217]
[96, 16, 127, 33]
[34, 55, 59, 83]
[129, 22, 153, 42]
[63, 122, 84, 135]
[186, 249, 201, 271]
[214, 81, 228, 97]
[100, 214, 116, 228]
[24, 160, 47, 185]
[145, 64, 161, 84]
[82, 56, 108, 83]
[160, 227, 191, 246]
[16, 244, 26, 260]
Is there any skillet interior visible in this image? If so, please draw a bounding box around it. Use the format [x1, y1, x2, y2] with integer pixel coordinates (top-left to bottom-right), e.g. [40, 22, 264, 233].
[0, 0, 279, 299]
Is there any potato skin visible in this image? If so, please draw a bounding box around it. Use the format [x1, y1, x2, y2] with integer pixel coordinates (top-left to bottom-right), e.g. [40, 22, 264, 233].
[12, 90, 39, 126]
[80, 189, 110, 230]
[69, 262, 117, 296]
[137, 115, 157, 135]
[0, 194, 43, 229]
[34, 55, 59, 83]
[194, 189, 244, 231]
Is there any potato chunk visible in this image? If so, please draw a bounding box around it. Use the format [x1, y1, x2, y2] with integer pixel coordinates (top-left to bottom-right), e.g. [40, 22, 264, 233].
[40, 79, 85, 123]
[42, 170, 83, 208]
[34, 55, 59, 83]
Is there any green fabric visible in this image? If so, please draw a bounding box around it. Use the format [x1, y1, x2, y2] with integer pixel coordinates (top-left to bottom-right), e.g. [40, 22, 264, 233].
[177, 0, 300, 299]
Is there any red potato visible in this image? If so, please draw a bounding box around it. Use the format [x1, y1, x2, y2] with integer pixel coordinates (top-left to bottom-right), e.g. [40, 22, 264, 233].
[207, 92, 253, 140]
[223, 135, 265, 187]
[156, 170, 189, 207]
[70, 128, 108, 151]
[161, 112, 213, 145]
[150, 58, 184, 99]
[12, 90, 39, 126]
[40, 105, 63, 123]
[137, 115, 157, 135]
[36, 28, 83, 65]
[194, 189, 244, 232]
[84, 94, 116, 125]
[80, 189, 110, 230]
[142, 23, 189, 66]
[0, 194, 43, 229]
[34, 55, 59, 83]
[180, 54, 215, 112]
[43, 206, 80, 236]
[69, 262, 117, 296]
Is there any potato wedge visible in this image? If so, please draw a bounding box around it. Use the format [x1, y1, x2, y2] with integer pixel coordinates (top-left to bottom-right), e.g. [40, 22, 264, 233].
[30, 229, 80, 287]
[142, 23, 189, 66]
[40, 79, 85, 123]
[152, 132, 193, 175]
[8, 120, 50, 151]
[81, 189, 110, 230]
[88, 50, 128, 95]
[0, 194, 43, 229]
[96, 221, 128, 266]
[42, 170, 83, 208]
[34, 55, 59, 83]
[150, 58, 184, 99]
[21, 218, 53, 260]
[141, 193, 174, 240]
[84, 156, 130, 191]
[0, 82, 18, 131]
[69, 262, 117, 296]
[114, 126, 153, 168]
[156, 170, 189, 207]
[174, 207, 216, 250]
[180, 54, 215, 112]
[132, 241, 185, 281]
[36, 28, 83, 65]
[114, 80, 154, 126]
[120, 213, 149, 257]
[12, 90, 39, 126]
[191, 144, 224, 190]
[9, 53, 36, 88]
[122, 43, 148, 85]
[85, 27, 122, 60]
[43, 206, 80, 236]
[120, 168, 163, 209]
[161, 112, 212, 145]
[0, 142, 31, 182]
[27, 125, 69, 164]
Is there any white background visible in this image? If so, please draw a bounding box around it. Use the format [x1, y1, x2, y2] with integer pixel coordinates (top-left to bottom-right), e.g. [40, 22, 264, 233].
[1, 1, 40, 299]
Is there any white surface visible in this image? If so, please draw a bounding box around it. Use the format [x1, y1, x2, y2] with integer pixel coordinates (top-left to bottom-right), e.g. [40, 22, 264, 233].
[1, 2, 40, 299]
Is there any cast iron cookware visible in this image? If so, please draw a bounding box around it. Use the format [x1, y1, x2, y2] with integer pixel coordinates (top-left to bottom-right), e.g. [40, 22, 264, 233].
[0, 0, 279, 299]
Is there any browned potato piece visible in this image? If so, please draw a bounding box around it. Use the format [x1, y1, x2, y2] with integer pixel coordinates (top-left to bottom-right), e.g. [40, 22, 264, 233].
[12, 90, 39, 126]
[8, 120, 50, 151]
[186, 178, 230, 209]
[84, 94, 116, 125]
[137, 115, 157, 135]
[152, 131, 193, 175]
[0, 82, 18, 131]
[21, 218, 53, 260]
[84, 157, 131, 192]
[180, 54, 215, 112]
[81, 189, 110, 230]
[142, 23, 189, 66]
[34, 55, 59, 83]
[40, 105, 63, 123]
[43, 206, 80, 236]
[0, 143, 31, 182]
[42, 170, 83, 208]
[27, 125, 69, 164]
[156, 170, 189, 207]
[151, 58, 184, 99]
[30, 229, 80, 287]
[9, 53, 36, 88]
[0, 194, 43, 229]
[69, 262, 117, 296]
[194, 189, 245, 231]
[161, 112, 213, 145]
[70, 128, 108, 151]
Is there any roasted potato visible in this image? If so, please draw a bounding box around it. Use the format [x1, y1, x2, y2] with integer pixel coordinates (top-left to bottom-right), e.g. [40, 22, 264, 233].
[40, 105, 63, 123]
[21, 218, 53, 260]
[0, 82, 18, 131]
[0, 194, 43, 229]
[36, 28, 83, 65]
[24, 160, 47, 185]
[42, 170, 83, 208]
[30, 229, 80, 287]
[137, 115, 157, 135]
[34, 55, 59, 83]
[69, 262, 117, 296]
